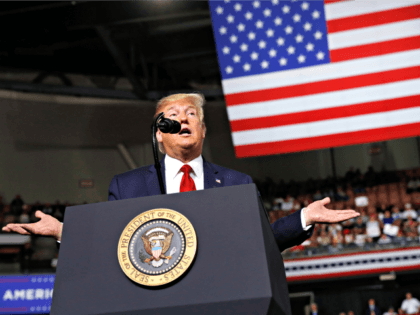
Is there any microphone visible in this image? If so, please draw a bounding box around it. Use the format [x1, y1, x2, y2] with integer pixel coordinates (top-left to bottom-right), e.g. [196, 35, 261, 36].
[157, 116, 181, 134]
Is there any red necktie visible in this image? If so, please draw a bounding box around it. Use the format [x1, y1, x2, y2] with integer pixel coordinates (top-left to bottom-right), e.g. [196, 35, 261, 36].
[180, 165, 196, 192]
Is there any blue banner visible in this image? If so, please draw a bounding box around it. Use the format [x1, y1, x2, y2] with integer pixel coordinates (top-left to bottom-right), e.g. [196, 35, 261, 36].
[0, 275, 54, 314]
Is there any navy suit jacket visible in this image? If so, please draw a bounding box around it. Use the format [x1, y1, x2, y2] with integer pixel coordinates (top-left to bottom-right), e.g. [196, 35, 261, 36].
[108, 158, 312, 251]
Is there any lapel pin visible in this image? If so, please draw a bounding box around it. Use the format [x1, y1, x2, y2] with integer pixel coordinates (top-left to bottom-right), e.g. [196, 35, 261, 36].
[215, 179, 221, 184]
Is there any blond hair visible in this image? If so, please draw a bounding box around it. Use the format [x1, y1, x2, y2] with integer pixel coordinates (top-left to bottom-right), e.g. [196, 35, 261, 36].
[155, 93, 206, 154]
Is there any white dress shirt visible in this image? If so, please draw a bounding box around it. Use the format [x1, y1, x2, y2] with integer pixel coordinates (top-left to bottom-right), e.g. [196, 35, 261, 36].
[164, 155, 204, 194]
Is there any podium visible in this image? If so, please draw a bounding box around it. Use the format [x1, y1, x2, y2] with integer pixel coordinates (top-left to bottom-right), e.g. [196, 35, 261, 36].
[51, 184, 292, 315]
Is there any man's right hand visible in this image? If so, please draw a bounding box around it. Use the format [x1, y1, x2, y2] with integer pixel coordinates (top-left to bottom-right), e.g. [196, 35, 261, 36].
[2, 211, 63, 241]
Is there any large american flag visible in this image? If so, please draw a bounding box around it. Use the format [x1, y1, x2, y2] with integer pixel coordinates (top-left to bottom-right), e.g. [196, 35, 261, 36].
[209, 0, 420, 158]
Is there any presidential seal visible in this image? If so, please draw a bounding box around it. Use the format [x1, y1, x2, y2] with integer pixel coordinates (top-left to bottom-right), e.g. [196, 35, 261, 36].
[117, 209, 197, 286]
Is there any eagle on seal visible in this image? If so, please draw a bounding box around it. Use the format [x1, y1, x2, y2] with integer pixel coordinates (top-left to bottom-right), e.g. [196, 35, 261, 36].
[141, 226, 174, 268]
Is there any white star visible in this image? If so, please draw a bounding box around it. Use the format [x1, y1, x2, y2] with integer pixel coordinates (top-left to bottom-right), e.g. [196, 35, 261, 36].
[316, 51, 325, 60]
[301, 2, 309, 10]
[234, 3, 242, 11]
[314, 31, 323, 40]
[251, 51, 259, 60]
[287, 46, 296, 55]
[237, 23, 245, 32]
[272, 0, 279, 5]
[253, 1, 260, 9]
[216, 6, 224, 15]
[269, 49, 277, 57]
[285, 25, 293, 34]
[224, 0, 230, 2]
[276, 37, 285, 46]
[248, 32, 256, 40]
[312, 10, 320, 19]
[230, 34, 238, 43]
[274, 17, 282, 26]
[219, 26, 227, 35]
[227, 14, 235, 23]
[293, 14, 301, 23]
[263, 8, 271, 17]
[297, 54, 306, 63]
[266, 29, 274, 37]
[245, 11, 253, 20]
[282, 5, 290, 14]
[243, 63, 251, 71]
[233, 54, 241, 63]
[305, 42, 314, 51]
[279, 58, 287, 66]
[304, 22, 312, 31]
[222, 46, 230, 54]
[240, 43, 248, 51]
[255, 20, 264, 29]
[261, 60, 269, 69]
[295, 34, 304, 43]
[258, 40, 267, 49]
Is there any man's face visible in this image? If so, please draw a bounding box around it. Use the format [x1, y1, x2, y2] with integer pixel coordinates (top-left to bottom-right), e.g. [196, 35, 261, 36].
[156, 98, 205, 159]
[407, 293, 412, 299]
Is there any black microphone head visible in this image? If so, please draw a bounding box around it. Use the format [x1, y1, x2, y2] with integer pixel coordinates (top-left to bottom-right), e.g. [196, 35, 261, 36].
[157, 118, 181, 134]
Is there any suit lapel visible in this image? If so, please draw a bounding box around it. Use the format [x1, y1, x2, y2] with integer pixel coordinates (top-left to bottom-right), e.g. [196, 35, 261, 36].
[203, 159, 223, 189]
[147, 157, 166, 196]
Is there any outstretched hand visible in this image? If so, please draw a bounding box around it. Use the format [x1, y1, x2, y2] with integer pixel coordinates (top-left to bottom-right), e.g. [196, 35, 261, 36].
[2, 211, 63, 241]
[304, 197, 359, 226]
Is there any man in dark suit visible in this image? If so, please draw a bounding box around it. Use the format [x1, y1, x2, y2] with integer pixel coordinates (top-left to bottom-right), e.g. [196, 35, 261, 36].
[3, 93, 359, 247]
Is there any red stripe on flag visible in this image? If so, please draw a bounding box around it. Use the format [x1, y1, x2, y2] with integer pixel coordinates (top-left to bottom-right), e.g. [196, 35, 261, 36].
[324, 0, 353, 4]
[230, 95, 420, 132]
[234, 121, 420, 157]
[225, 66, 420, 106]
[330, 35, 420, 62]
[327, 5, 420, 33]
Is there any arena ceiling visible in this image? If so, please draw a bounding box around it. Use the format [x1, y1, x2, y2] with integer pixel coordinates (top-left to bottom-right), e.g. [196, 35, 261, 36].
[0, 1, 222, 100]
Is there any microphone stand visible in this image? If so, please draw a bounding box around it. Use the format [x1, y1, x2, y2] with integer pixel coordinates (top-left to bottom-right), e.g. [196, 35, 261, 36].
[152, 112, 166, 194]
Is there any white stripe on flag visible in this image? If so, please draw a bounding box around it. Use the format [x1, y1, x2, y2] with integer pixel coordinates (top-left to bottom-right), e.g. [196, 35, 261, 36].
[227, 78, 420, 120]
[328, 18, 420, 50]
[222, 49, 420, 94]
[232, 106, 420, 145]
[325, 1, 418, 20]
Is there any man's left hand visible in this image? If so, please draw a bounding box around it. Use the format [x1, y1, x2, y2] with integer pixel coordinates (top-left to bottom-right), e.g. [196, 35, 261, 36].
[304, 197, 359, 226]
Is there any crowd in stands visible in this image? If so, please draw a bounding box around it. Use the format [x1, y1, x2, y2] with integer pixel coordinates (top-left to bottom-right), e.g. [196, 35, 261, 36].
[1, 166, 420, 264]
[258, 167, 420, 257]
[0, 195, 71, 230]
[310, 293, 420, 315]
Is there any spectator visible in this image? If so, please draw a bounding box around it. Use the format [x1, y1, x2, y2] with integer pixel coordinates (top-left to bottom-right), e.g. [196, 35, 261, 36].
[313, 190, 323, 201]
[317, 230, 331, 247]
[43, 202, 54, 215]
[281, 195, 294, 211]
[398, 308, 407, 315]
[377, 233, 392, 245]
[403, 217, 418, 240]
[383, 307, 397, 315]
[348, 311, 355, 315]
[310, 303, 319, 315]
[10, 194, 24, 216]
[19, 205, 31, 224]
[401, 292, 420, 315]
[366, 215, 381, 242]
[382, 210, 394, 225]
[402, 204, 418, 220]
[392, 206, 402, 220]
[335, 186, 349, 201]
[366, 298, 381, 315]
